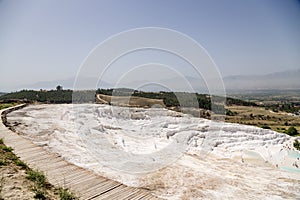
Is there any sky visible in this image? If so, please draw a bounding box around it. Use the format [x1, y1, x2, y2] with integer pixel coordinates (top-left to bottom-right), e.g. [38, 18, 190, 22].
[0, 0, 300, 92]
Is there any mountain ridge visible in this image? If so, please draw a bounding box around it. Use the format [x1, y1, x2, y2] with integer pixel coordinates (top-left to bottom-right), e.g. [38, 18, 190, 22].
[3, 69, 299, 92]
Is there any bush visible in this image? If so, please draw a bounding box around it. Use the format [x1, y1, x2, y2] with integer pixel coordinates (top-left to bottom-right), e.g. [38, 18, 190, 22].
[285, 126, 298, 136]
[26, 170, 47, 188]
[0, 159, 5, 166]
[284, 121, 289, 126]
[15, 160, 28, 169]
[226, 109, 237, 116]
[294, 140, 300, 151]
[33, 188, 47, 200]
[1, 146, 13, 152]
[58, 188, 78, 200]
[261, 125, 271, 129]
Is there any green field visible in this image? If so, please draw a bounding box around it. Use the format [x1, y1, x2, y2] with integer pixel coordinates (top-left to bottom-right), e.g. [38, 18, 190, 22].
[226, 105, 300, 134]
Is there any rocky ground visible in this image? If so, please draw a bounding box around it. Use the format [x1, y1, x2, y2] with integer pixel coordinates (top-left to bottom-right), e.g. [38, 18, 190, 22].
[0, 158, 35, 200]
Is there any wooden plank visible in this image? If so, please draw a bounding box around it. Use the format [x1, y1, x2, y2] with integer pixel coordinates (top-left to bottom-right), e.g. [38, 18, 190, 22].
[82, 181, 121, 197]
[5, 137, 33, 144]
[25, 153, 54, 163]
[70, 177, 108, 192]
[28, 159, 67, 171]
[81, 179, 114, 195]
[34, 161, 70, 171]
[140, 193, 158, 200]
[58, 170, 89, 183]
[16, 149, 48, 159]
[86, 183, 123, 199]
[97, 185, 135, 199]
[64, 175, 96, 190]
[3, 139, 31, 148]
[126, 191, 151, 200]
[14, 144, 41, 152]
[53, 166, 85, 176]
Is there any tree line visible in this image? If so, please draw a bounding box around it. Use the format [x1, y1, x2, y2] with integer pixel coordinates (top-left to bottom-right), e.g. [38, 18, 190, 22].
[96, 88, 257, 111]
[0, 87, 257, 110]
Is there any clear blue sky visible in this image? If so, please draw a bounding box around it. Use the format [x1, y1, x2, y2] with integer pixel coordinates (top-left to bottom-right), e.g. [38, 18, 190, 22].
[1, 0, 300, 91]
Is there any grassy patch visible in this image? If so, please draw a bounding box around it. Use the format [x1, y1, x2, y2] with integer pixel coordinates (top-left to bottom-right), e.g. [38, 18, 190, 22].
[25, 167, 57, 199]
[0, 159, 5, 166]
[33, 187, 47, 199]
[1, 146, 13, 152]
[0, 139, 18, 166]
[1, 137, 79, 199]
[58, 187, 78, 200]
[14, 159, 28, 170]
[0, 102, 18, 110]
[0, 138, 57, 199]
[26, 170, 47, 188]
[226, 105, 300, 134]
[261, 125, 271, 129]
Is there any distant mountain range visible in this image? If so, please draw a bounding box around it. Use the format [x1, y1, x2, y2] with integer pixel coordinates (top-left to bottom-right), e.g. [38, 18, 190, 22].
[6, 69, 300, 93]
[117, 69, 300, 92]
[223, 69, 300, 91]
[18, 77, 112, 91]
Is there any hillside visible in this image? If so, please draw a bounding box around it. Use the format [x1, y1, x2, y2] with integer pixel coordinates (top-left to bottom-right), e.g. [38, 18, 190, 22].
[0, 88, 256, 109]
[223, 69, 300, 90]
[96, 88, 256, 108]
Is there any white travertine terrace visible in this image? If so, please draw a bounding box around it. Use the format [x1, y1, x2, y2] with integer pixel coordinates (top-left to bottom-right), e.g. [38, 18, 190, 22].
[7, 104, 300, 200]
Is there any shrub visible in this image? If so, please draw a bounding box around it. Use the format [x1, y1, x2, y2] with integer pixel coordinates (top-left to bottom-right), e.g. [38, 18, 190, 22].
[284, 121, 289, 126]
[285, 126, 298, 136]
[261, 125, 271, 129]
[226, 109, 237, 116]
[58, 188, 78, 200]
[1, 146, 13, 152]
[15, 160, 28, 169]
[4, 152, 18, 162]
[294, 140, 300, 151]
[26, 170, 47, 188]
[0, 159, 5, 166]
[33, 188, 47, 200]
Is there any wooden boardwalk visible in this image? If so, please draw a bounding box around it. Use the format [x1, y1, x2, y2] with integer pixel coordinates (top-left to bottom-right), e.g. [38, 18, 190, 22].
[0, 105, 161, 200]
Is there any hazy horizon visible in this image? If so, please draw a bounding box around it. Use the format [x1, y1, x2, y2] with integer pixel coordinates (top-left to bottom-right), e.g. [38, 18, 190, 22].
[0, 68, 299, 93]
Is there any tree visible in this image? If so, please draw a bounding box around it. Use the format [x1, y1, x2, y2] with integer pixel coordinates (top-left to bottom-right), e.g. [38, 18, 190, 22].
[261, 125, 271, 129]
[285, 126, 298, 136]
[284, 121, 289, 126]
[56, 85, 63, 91]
